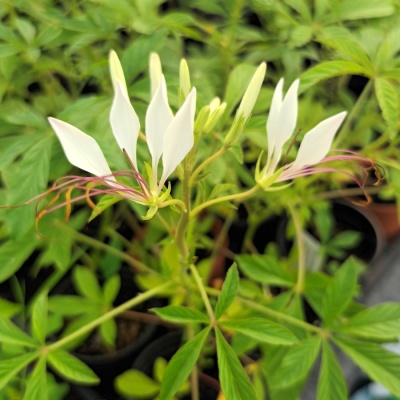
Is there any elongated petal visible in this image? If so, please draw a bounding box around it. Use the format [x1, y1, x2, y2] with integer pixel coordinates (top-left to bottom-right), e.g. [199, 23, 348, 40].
[149, 52, 162, 98]
[145, 75, 174, 173]
[48, 117, 113, 178]
[110, 81, 140, 170]
[288, 111, 347, 172]
[159, 88, 196, 188]
[266, 78, 284, 160]
[109, 50, 128, 99]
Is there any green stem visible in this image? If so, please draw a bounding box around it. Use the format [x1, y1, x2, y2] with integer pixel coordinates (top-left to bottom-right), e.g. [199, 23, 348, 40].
[288, 203, 306, 294]
[334, 79, 373, 148]
[190, 264, 216, 324]
[159, 198, 187, 211]
[70, 228, 155, 275]
[190, 146, 227, 185]
[190, 186, 259, 218]
[46, 282, 172, 352]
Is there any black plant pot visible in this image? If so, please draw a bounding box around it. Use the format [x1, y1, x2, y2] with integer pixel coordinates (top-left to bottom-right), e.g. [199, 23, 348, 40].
[276, 201, 385, 265]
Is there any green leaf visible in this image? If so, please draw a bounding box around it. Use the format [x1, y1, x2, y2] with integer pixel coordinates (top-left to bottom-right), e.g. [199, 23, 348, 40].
[237, 254, 295, 287]
[337, 303, 400, 339]
[221, 318, 298, 345]
[316, 341, 347, 400]
[23, 357, 47, 400]
[319, 36, 373, 71]
[334, 337, 400, 396]
[48, 295, 99, 316]
[152, 306, 209, 324]
[122, 30, 166, 82]
[224, 64, 258, 117]
[0, 298, 22, 318]
[115, 369, 160, 398]
[5, 136, 52, 238]
[300, 61, 367, 91]
[269, 336, 322, 388]
[99, 318, 117, 348]
[215, 264, 239, 319]
[103, 274, 121, 305]
[47, 350, 99, 384]
[89, 195, 122, 222]
[31, 293, 48, 344]
[72, 267, 102, 302]
[340, 0, 395, 20]
[321, 257, 357, 324]
[0, 352, 38, 389]
[0, 317, 38, 348]
[215, 327, 257, 400]
[0, 232, 38, 283]
[159, 327, 210, 400]
[375, 77, 398, 139]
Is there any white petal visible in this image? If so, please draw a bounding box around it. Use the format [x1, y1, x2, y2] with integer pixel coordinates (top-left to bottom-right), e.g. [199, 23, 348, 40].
[288, 111, 347, 172]
[109, 50, 128, 99]
[110, 81, 140, 170]
[149, 52, 162, 98]
[159, 88, 196, 188]
[48, 117, 113, 178]
[266, 79, 299, 173]
[145, 75, 174, 172]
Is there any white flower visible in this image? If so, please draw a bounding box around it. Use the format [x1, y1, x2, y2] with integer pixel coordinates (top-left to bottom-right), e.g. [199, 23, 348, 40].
[258, 78, 347, 186]
[48, 50, 197, 205]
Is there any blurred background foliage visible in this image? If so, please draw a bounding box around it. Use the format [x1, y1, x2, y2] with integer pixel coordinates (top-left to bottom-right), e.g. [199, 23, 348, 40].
[0, 0, 399, 295]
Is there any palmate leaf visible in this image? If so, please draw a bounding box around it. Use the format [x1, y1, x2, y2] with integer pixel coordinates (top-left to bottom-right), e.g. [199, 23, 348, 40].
[0, 352, 38, 390]
[215, 328, 257, 400]
[317, 341, 347, 400]
[237, 254, 295, 287]
[269, 336, 321, 389]
[0, 317, 38, 348]
[47, 350, 99, 385]
[375, 77, 398, 139]
[4, 136, 52, 238]
[23, 357, 47, 400]
[337, 303, 400, 340]
[320, 257, 358, 324]
[31, 293, 48, 344]
[300, 61, 367, 91]
[221, 318, 298, 346]
[115, 369, 160, 398]
[0, 232, 38, 284]
[215, 264, 239, 319]
[159, 327, 210, 400]
[152, 306, 209, 324]
[340, 0, 395, 20]
[334, 337, 400, 396]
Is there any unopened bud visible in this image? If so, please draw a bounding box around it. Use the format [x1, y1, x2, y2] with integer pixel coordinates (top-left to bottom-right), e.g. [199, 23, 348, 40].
[204, 100, 227, 133]
[109, 50, 128, 97]
[149, 52, 162, 97]
[237, 62, 266, 120]
[224, 62, 266, 146]
[179, 58, 191, 105]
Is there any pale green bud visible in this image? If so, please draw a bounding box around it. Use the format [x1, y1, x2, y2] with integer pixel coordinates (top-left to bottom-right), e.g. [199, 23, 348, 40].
[179, 58, 191, 105]
[237, 62, 266, 120]
[204, 99, 227, 133]
[149, 52, 162, 97]
[224, 62, 266, 146]
[109, 50, 128, 97]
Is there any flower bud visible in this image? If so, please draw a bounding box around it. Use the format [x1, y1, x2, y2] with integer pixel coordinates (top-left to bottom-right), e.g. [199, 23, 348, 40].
[179, 58, 191, 105]
[224, 62, 266, 146]
[149, 52, 162, 97]
[109, 50, 128, 97]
